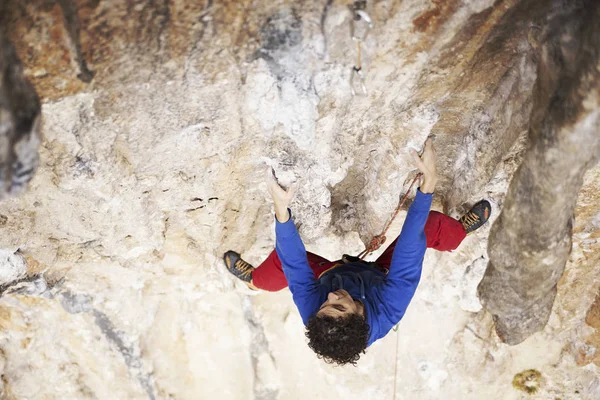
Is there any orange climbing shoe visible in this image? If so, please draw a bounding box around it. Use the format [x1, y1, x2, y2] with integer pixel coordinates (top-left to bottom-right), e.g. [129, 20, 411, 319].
[459, 200, 491, 234]
[223, 251, 258, 290]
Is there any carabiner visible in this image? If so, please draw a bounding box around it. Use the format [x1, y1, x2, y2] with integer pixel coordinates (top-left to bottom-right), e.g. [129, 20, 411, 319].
[350, 66, 367, 96]
[350, 9, 373, 42]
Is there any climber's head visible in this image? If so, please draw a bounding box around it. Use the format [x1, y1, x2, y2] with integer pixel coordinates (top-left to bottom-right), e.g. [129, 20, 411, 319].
[317, 289, 363, 318]
[305, 290, 369, 366]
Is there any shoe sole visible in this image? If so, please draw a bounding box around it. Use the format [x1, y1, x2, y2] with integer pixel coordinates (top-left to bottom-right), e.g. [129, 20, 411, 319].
[223, 251, 259, 290]
[464, 201, 492, 235]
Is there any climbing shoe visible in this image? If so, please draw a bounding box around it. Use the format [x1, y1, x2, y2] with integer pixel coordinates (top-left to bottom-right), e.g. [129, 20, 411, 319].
[223, 250, 255, 285]
[459, 200, 492, 234]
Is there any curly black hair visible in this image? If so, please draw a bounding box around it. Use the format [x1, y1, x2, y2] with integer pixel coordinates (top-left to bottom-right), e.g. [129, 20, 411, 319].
[305, 313, 370, 366]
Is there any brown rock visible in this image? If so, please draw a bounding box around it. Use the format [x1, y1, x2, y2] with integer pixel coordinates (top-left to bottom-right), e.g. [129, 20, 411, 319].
[586, 292, 600, 330]
[478, 0, 600, 345]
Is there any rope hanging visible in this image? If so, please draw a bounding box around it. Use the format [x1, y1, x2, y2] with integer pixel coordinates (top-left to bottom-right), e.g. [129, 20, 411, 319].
[357, 173, 422, 259]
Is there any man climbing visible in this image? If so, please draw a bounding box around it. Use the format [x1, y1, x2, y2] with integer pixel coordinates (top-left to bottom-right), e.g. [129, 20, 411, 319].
[223, 139, 491, 366]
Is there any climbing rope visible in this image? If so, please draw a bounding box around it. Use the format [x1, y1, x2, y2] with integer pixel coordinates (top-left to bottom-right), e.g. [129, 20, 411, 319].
[349, 0, 373, 96]
[357, 173, 422, 259]
[392, 328, 400, 400]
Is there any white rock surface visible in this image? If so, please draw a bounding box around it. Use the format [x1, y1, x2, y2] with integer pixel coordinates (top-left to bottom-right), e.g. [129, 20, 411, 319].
[0, 0, 598, 399]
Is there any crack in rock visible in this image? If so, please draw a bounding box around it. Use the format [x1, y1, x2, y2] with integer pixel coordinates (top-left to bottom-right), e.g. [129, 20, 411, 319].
[56, 0, 94, 82]
[242, 297, 279, 400]
[59, 290, 157, 400]
[0, 274, 49, 298]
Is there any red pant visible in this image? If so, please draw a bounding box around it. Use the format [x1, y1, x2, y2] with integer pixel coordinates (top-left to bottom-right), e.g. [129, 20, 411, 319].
[252, 211, 466, 291]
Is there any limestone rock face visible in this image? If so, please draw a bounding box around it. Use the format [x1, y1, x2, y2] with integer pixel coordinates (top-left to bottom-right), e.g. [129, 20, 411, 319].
[0, 0, 598, 399]
[478, 0, 600, 345]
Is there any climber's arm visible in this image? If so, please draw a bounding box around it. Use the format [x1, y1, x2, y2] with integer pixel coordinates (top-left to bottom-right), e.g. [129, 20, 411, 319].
[378, 190, 431, 321]
[378, 138, 437, 322]
[387, 138, 437, 283]
[275, 212, 318, 291]
[266, 168, 320, 313]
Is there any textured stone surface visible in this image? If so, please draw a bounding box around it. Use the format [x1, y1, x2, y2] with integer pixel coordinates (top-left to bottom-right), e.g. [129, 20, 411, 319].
[0, 34, 41, 200]
[0, 0, 597, 399]
[478, 0, 600, 345]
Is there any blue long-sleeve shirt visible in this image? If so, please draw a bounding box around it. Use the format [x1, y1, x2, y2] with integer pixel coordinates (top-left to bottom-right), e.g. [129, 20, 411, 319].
[275, 190, 433, 346]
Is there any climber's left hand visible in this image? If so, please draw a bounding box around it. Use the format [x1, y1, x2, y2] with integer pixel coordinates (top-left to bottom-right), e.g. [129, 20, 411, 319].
[266, 168, 298, 223]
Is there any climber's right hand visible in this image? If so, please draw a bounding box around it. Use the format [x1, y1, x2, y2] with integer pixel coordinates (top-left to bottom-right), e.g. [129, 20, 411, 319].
[411, 138, 437, 194]
[266, 168, 298, 223]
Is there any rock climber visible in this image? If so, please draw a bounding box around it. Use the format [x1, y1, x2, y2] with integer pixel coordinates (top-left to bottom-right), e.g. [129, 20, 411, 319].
[223, 139, 491, 366]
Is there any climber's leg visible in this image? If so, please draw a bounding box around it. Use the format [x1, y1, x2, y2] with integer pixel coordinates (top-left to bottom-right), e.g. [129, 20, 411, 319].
[422, 211, 468, 251]
[374, 211, 467, 269]
[249, 250, 336, 291]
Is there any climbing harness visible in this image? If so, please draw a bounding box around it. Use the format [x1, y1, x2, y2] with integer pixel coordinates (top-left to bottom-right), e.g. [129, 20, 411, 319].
[357, 173, 422, 259]
[349, 1, 373, 96]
